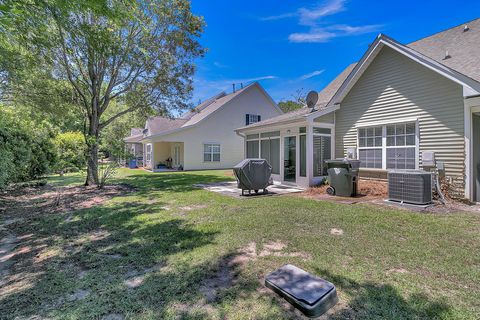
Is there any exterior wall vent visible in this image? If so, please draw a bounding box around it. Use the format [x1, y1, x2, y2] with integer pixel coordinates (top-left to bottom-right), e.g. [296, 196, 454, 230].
[443, 50, 451, 60]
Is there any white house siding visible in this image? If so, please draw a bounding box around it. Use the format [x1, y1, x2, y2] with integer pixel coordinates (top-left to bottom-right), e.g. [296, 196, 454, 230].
[150, 86, 282, 170]
[335, 46, 465, 190]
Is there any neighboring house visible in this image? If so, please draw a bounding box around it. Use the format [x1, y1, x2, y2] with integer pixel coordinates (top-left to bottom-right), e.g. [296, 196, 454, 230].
[124, 128, 144, 165]
[236, 19, 480, 201]
[126, 82, 282, 171]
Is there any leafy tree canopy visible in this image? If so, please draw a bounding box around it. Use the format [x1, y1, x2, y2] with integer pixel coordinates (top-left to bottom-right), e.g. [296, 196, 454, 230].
[0, 0, 205, 186]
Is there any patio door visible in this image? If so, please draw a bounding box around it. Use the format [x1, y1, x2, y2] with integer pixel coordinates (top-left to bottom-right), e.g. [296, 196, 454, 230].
[173, 144, 181, 167]
[284, 136, 296, 182]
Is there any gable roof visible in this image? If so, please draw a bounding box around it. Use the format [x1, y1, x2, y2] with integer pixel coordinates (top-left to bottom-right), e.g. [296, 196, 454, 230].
[130, 82, 279, 140]
[145, 117, 188, 136]
[123, 127, 144, 143]
[328, 19, 480, 107]
[236, 64, 354, 131]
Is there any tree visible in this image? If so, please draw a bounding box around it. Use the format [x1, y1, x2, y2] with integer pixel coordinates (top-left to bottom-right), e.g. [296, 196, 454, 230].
[0, 0, 204, 186]
[278, 100, 303, 113]
[278, 88, 306, 113]
[53, 131, 86, 173]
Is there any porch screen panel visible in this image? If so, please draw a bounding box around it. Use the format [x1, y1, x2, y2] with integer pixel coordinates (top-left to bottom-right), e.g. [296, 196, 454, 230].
[246, 140, 259, 158]
[300, 135, 306, 177]
[313, 136, 331, 176]
[260, 138, 280, 174]
[270, 138, 280, 174]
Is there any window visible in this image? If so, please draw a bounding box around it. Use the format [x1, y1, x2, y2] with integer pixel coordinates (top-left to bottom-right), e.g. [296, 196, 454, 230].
[246, 140, 259, 158]
[260, 131, 280, 138]
[246, 131, 280, 174]
[313, 136, 331, 176]
[386, 123, 416, 169]
[261, 138, 280, 174]
[246, 114, 261, 125]
[358, 122, 417, 170]
[300, 135, 306, 177]
[204, 144, 220, 162]
[146, 144, 152, 161]
[358, 126, 383, 169]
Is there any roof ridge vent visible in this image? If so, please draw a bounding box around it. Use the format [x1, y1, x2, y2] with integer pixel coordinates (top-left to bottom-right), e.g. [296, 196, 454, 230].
[443, 50, 451, 60]
[464, 25, 470, 32]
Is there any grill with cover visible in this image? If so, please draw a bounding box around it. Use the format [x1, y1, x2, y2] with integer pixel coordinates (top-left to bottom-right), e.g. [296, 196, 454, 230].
[233, 159, 273, 195]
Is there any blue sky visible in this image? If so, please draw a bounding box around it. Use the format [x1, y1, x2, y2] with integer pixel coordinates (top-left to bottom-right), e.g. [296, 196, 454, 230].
[190, 0, 480, 104]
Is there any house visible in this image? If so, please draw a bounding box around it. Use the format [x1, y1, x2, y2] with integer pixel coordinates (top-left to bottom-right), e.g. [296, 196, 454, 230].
[124, 82, 282, 171]
[235, 18, 480, 202]
[124, 128, 144, 165]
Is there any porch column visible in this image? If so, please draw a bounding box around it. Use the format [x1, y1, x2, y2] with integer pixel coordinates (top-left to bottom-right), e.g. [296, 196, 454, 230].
[151, 142, 156, 170]
[306, 124, 314, 186]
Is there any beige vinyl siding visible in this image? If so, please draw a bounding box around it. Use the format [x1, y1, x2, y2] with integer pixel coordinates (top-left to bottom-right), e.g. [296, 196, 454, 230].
[335, 46, 465, 189]
[314, 112, 334, 123]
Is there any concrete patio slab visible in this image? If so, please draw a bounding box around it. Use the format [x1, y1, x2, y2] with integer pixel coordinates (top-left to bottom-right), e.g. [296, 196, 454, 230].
[195, 181, 304, 198]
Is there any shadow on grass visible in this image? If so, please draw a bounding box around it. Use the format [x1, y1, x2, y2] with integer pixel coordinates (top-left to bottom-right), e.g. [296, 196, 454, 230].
[0, 197, 219, 319]
[312, 268, 451, 319]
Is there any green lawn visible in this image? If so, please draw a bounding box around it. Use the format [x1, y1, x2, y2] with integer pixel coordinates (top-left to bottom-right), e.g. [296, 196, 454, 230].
[1, 169, 479, 319]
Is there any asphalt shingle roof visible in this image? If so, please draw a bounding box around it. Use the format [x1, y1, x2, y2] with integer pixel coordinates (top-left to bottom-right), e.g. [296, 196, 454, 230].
[408, 18, 480, 83]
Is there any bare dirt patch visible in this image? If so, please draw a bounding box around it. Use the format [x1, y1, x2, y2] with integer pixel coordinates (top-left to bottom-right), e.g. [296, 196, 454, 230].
[304, 179, 388, 202]
[302, 179, 480, 214]
[330, 228, 344, 236]
[0, 182, 133, 305]
[179, 204, 208, 211]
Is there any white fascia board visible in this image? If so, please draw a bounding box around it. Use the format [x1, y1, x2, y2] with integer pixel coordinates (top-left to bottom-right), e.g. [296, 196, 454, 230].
[236, 119, 308, 134]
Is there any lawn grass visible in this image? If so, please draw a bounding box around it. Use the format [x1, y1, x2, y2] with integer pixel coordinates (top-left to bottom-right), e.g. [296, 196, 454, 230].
[1, 169, 479, 319]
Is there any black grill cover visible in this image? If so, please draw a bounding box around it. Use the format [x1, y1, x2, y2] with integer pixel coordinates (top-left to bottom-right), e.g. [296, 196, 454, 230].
[233, 159, 272, 191]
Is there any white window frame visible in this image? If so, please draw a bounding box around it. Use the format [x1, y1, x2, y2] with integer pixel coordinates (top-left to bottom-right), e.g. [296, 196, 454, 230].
[356, 120, 419, 170]
[248, 114, 261, 124]
[145, 144, 152, 161]
[203, 143, 220, 162]
[312, 126, 334, 177]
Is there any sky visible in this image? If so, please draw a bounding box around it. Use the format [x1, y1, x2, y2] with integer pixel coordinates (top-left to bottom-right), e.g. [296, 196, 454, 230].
[189, 0, 480, 105]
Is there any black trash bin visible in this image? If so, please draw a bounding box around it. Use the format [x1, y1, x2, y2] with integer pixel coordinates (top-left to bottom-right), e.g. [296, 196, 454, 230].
[325, 159, 360, 197]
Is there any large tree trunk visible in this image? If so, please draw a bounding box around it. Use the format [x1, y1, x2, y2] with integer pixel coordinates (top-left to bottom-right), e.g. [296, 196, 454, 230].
[85, 141, 99, 186]
[85, 110, 100, 186]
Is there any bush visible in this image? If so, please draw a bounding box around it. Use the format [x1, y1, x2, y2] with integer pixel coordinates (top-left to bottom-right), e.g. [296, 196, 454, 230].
[53, 131, 86, 173]
[0, 111, 57, 188]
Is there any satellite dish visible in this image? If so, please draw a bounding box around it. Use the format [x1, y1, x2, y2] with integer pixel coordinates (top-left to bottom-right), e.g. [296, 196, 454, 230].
[306, 91, 319, 109]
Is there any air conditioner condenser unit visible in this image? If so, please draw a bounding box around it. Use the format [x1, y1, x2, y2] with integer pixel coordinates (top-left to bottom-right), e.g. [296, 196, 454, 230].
[388, 170, 433, 205]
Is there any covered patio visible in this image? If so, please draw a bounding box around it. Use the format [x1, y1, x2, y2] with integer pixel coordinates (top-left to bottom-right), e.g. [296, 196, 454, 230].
[144, 141, 184, 172]
[235, 106, 338, 188]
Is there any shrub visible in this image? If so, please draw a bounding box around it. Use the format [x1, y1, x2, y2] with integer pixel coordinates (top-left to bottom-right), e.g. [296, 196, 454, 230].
[53, 131, 86, 173]
[0, 111, 57, 188]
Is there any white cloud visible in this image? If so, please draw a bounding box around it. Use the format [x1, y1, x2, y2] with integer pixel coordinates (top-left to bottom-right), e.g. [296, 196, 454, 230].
[213, 61, 229, 68]
[299, 70, 325, 80]
[289, 24, 382, 43]
[260, 0, 382, 44]
[260, 0, 345, 24]
[259, 12, 296, 21]
[289, 30, 336, 43]
[298, 0, 346, 26]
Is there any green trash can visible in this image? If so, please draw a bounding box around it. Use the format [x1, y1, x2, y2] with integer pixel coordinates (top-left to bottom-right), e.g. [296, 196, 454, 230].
[325, 159, 360, 197]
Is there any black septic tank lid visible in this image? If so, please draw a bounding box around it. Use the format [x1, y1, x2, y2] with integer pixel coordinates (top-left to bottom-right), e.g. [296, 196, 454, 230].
[265, 264, 338, 318]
